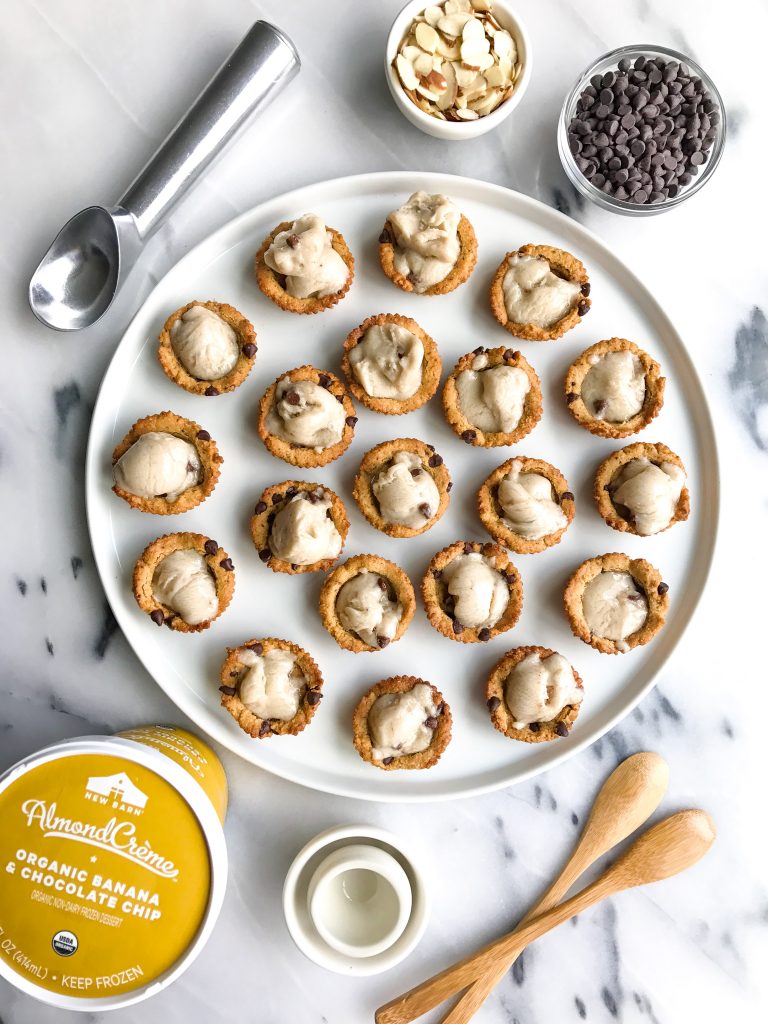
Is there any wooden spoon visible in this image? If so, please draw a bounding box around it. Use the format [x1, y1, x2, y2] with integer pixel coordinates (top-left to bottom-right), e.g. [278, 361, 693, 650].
[375, 808, 715, 1024]
[440, 751, 669, 1024]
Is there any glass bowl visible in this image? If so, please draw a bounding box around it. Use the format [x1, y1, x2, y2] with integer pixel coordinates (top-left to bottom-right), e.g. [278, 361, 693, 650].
[558, 44, 726, 216]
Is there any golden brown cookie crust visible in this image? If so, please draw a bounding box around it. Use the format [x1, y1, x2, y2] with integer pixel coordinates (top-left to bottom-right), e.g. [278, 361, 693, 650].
[249, 480, 349, 575]
[477, 456, 575, 554]
[489, 243, 591, 341]
[111, 411, 223, 515]
[257, 365, 357, 468]
[219, 637, 323, 738]
[254, 221, 354, 314]
[352, 675, 452, 770]
[132, 532, 235, 634]
[563, 552, 669, 654]
[378, 213, 477, 295]
[594, 442, 690, 536]
[421, 541, 523, 644]
[352, 437, 451, 538]
[340, 313, 442, 415]
[442, 346, 543, 448]
[486, 645, 584, 743]
[565, 339, 666, 439]
[319, 554, 416, 653]
[157, 300, 257, 396]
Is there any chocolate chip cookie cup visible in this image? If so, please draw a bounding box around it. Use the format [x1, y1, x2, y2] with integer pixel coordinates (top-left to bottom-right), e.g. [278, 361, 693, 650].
[378, 192, 477, 295]
[422, 541, 523, 644]
[219, 638, 323, 739]
[442, 346, 542, 447]
[564, 552, 669, 654]
[352, 676, 452, 771]
[258, 365, 357, 468]
[319, 554, 416, 653]
[341, 313, 442, 415]
[254, 214, 354, 314]
[352, 437, 451, 539]
[489, 244, 591, 340]
[477, 456, 575, 554]
[565, 338, 665, 438]
[595, 442, 689, 536]
[157, 300, 257, 396]
[486, 646, 584, 743]
[250, 481, 349, 575]
[112, 412, 223, 515]
[132, 532, 235, 634]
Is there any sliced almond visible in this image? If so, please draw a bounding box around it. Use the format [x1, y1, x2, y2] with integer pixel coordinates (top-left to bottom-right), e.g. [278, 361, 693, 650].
[437, 60, 458, 109]
[493, 29, 514, 61]
[453, 0, 473, 10]
[471, 0, 493, 9]
[423, 4, 443, 27]
[460, 44, 490, 68]
[443, 0, 462, 12]
[462, 15, 486, 43]
[436, 35, 462, 59]
[483, 63, 506, 89]
[395, 54, 420, 91]
[415, 22, 440, 53]
[414, 52, 434, 76]
[427, 68, 448, 92]
[463, 73, 488, 100]
[453, 61, 478, 89]
[437, 12, 472, 37]
[469, 87, 500, 114]
[456, 107, 479, 120]
[402, 45, 423, 63]
[416, 82, 442, 102]
[498, 58, 514, 84]
[455, 92, 468, 109]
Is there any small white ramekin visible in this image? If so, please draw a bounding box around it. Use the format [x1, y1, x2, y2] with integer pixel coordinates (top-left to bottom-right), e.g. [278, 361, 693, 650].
[385, 0, 533, 140]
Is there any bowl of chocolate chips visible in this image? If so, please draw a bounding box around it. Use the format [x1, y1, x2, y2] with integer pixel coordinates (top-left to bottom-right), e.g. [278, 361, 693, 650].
[558, 44, 725, 214]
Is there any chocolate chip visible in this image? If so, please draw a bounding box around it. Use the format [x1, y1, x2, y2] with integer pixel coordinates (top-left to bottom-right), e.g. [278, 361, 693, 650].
[594, 399, 608, 417]
[581, 282, 591, 296]
[285, 390, 301, 405]
[418, 503, 432, 518]
[196, 429, 211, 441]
[452, 620, 464, 634]
[164, 615, 175, 627]
[479, 628, 491, 642]
[150, 609, 164, 626]
[335, 394, 344, 403]
[577, 301, 590, 316]
[556, 721, 569, 737]
[204, 386, 219, 396]
[378, 228, 391, 244]
[291, 564, 299, 571]
[529, 722, 541, 733]
[306, 690, 322, 706]
[502, 348, 516, 362]
[258, 721, 272, 737]
[426, 443, 435, 451]
[463, 542, 473, 554]
[254, 500, 267, 514]
[461, 429, 477, 443]
[382, 756, 394, 765]
[428, 453, 443, 468]
[186, 461, 196, 474]
[446, 481, 453, 492]
[431, 568, 442, 579]
[306, 491, 320, 503]
[271, 492, 283, 505]
[242, 343, 257, 358]
[561, 491, 575, 502]
[219, 558, 234, 571]
[287, 233, 300, 248]
[219, 684, 237, 696]
[204, 539, 218, 555]
[245, 641, 263, 654]
[410, 468, 422, 478]
[503, 570, 516, 584]
[487, 696, 501, 712]
[258, 549, 271, 563]
[345, 415, 357, 427]
[658, 581, 669, 595]
[286, 486, 297, 498]
[566, 392, 579, 404]
[424, 716, 438, 729]
[318, 373, 331, 387]
[473, 345, 485, 355]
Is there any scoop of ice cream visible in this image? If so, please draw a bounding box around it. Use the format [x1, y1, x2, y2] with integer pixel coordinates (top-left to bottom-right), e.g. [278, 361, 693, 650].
[371, 451, 440, 528]
[170, 305, 239, 380]
[368, 683, 437, 760]
[113, 432, 200, 501]
[581, 351, 645, 422]
[269, 492, 342, 565]
[238, 647, 304, 720]
[582, 571, 648, 644]
[264, 214, 349, 299]
[349, 323, 424, 399]
[441, 552, 508, 629]
[336, 571, 403, 647]
[502, 253, 581, 328]
[265, 378, 346, 451]
[456, 355, 530, 433]
[389, 192, 461, 293]
[498, 460, 568, 540]
[610, 458, 686, 536]
[504, 651, 583, 728]
[152, 548, 218, 626]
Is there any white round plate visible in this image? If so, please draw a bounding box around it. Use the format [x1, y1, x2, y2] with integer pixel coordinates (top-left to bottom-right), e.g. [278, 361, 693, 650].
[86, 172, 718, 803]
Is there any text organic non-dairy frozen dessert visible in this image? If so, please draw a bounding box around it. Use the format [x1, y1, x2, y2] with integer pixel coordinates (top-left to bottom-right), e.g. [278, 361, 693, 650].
[0, 725, 227, 1011]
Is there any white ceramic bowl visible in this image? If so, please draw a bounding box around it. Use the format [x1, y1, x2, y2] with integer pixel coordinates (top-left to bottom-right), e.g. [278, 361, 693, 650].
[283, 824, 430, 976]
[385, 0, 533, 140]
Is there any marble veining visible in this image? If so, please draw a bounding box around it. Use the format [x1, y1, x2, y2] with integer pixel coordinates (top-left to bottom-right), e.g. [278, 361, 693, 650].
[1, 0, 766, 1022]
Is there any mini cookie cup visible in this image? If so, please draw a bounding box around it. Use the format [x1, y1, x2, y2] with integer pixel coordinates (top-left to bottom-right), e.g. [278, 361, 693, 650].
[219, 637, 323, 738]
[352, 675, 452, 771]
[489, 243, 591, 341]
[378, 214, 477, 296]
[442, 347, 543, 447]
[595, 442, 690, 536]
[565, 339, 665, 439]
[254, 221, 354, 314]
[352, 437, 451, 538]
[421, 541, 523, 644]
[250, 480, 349, 575]
[319, 554, 416, 653]
[111, 411, 222, 515]
[132, 532, 235, 634]
[486, 645, 584, 743]
[157, 300, 257, 396]
[564, 552, 669, 655]
[341, 313, 442, 415]
[477, 456, 575, 554]
[257, 365, 357, 468]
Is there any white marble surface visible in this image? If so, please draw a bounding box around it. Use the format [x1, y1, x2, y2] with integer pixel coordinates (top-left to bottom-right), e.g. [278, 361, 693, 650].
[1, 0, 766, 1021]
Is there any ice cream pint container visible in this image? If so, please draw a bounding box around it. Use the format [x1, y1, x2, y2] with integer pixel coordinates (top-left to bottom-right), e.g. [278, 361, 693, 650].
[0, 724, 228, 1011]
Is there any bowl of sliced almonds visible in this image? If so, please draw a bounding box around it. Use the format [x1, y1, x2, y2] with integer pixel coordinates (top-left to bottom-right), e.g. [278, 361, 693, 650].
[386, 0, 531, 140]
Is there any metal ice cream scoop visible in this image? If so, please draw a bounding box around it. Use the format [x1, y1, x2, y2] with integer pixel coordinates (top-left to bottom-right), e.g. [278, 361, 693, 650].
[29, 21, 299, 332]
